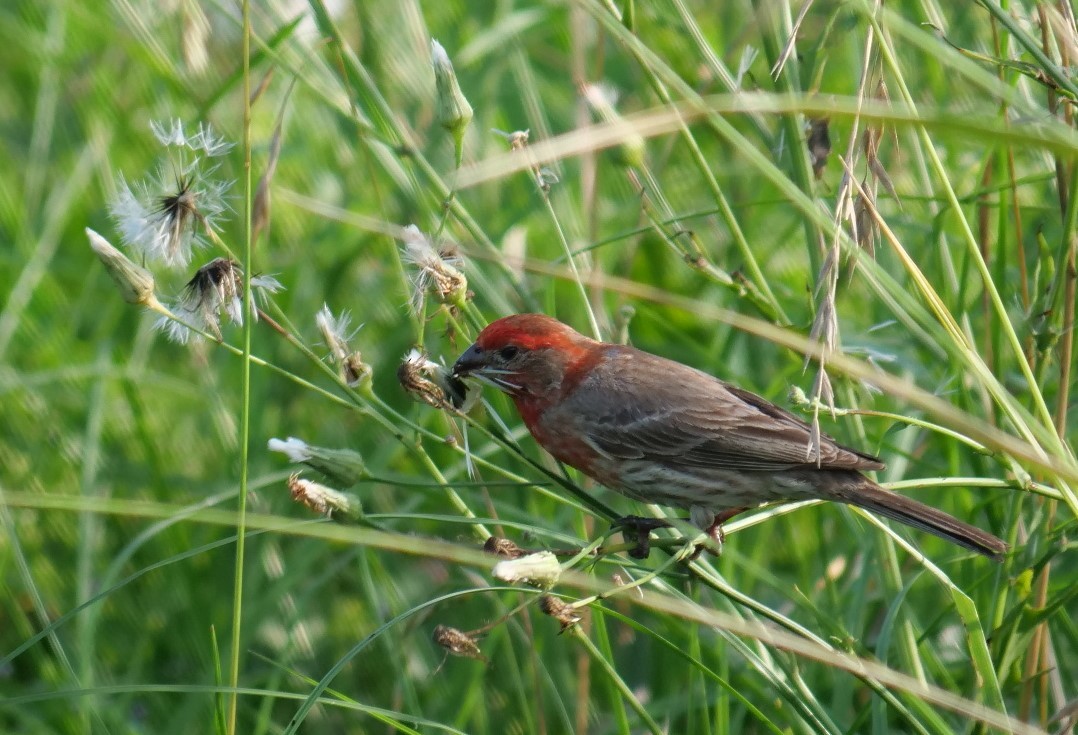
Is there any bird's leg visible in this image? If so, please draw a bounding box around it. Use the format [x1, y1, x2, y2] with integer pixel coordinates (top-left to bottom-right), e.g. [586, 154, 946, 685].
[614, 507, 748, 560]
[707, 506, 748, 544]
[612, 516, 673, 559]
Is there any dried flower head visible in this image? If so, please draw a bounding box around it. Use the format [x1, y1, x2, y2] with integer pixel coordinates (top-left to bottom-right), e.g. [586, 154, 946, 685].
[483, 536, 527, 559]
[155, 258, 283, 343]
[431, 625, 485, 662]
[286, 473, 362, 522]
[269, 436, 366, 487]
[398, 348, 476, 410]
[399, 225, 468, 310]
[315, 304, 371, 387]
[538, 595, 581, 633]
[109, 120, 233, 268]
[492, 128, 530, 151]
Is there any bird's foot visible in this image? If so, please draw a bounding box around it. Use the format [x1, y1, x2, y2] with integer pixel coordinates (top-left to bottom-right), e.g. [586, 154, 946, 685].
[684, 507, 746, 560]
[613, 508, 745, 560]
[612, 515, 673, 559]
[686, 523, 726, 561]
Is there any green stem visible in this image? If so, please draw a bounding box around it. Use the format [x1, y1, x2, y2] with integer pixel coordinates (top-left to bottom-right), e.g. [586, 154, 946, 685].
[540, 192, 602, 338]
[568, 627, 664, 735]
[226, 1, 252, 731]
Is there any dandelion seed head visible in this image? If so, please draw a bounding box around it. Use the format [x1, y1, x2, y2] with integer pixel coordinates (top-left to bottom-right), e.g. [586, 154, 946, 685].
[398, 349, 477, 410]
[399, 225, 466, 310]
[153, 258, 283, 344]
[399, 349, 452, 408]
[315, 304, 370, 385]
[316, 304, 357, 359]
[110, 162, 230, 268]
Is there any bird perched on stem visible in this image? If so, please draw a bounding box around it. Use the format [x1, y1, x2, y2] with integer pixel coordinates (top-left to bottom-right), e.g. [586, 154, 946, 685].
[452, 314, 1006, 561]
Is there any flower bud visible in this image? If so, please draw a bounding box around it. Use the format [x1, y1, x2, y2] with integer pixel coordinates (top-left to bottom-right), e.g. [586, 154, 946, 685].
[286, 474, 363, 523]
[86, 227, 159, 307]
[315, 305, 372, 388]
[431, 39, 473, 166]
[269, 437, 366, 487]
[492, 551, 561, 589]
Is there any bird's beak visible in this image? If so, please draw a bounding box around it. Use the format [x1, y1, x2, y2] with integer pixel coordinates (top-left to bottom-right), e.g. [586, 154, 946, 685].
[452, 343, 485, 378]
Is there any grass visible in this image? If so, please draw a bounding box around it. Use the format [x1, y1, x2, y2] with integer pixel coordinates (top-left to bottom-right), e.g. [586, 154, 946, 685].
[1, 0, 1075, 733]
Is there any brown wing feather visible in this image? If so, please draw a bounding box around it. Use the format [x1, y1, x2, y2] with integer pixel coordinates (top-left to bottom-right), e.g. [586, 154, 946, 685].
[563, 346, 884, 473]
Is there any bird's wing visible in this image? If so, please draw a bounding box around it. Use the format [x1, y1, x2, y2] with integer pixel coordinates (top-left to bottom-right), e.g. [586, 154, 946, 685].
[565, 347, 883, 473]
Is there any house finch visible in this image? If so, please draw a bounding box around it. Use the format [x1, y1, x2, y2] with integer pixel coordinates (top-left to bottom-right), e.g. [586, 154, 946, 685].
[452, 313, 1006, 560]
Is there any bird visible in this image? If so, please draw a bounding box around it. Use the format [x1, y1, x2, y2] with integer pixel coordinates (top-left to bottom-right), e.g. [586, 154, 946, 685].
[452, 313, 1007, 560]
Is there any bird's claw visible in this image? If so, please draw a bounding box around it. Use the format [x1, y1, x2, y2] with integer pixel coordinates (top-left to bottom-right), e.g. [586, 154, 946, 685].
[612, 515, 673, 559]
[687, 528, 724, 561]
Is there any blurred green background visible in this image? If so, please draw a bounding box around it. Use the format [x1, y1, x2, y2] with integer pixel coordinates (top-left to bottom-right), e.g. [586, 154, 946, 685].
[1, 0, 1075, 733]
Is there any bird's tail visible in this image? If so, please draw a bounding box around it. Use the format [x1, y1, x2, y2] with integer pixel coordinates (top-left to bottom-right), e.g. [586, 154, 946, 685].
[834, 477, 1007, 561]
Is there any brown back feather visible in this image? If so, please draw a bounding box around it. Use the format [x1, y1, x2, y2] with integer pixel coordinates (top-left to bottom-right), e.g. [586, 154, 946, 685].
[563, 346, 884, 473]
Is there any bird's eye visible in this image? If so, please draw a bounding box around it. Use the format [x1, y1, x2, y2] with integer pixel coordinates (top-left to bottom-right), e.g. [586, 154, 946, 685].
[498, 345, 520, 360]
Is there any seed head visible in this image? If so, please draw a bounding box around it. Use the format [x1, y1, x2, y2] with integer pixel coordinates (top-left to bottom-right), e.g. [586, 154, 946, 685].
[110, 164, 230, 268]
[483, 536, 527, 559]
[155, 258, 283, 343]
[315, 304, 371, 387]
[398, 348, 476, 410]
[286, 474, 363, 523]
[538, 595, 581, 633]
[431, 625, 485, 662]
[109, 120, 233, 268]
[399, 225, 468, 310]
